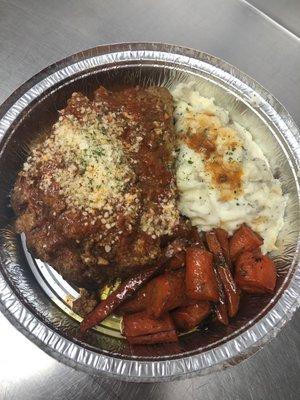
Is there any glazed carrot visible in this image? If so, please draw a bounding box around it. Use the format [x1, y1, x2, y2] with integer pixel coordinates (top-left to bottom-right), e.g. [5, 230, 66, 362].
[215, 303, 229, 326]
[205, 230, 223, 257]
[179, 297, 198, 307]
[235, 250, 276, 294]
[215, 228, 231, 269]
[218, 266, 240, 317]
[116, 285, 149, 315]
[213, 262, 229, 325]
[206, 231, 240, 318]
[147, 270, 187, 318]
[165, 251, 186, 272]
[123, 311, 175, 337]
[80, 238, 188, 332]
[172, 302, 211, 331]
[80, 265, 160, 332]
[185, 247, 219, 302]
[202, 234, 230, 326]
[229, 224, 263, 261]
[127, 330, 178, 345]
[189, 227, 206, 248]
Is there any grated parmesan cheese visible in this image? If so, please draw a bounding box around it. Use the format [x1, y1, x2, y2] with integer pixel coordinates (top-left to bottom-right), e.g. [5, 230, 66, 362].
[20, 88, 181, 249]
[37, 116, 135, 213]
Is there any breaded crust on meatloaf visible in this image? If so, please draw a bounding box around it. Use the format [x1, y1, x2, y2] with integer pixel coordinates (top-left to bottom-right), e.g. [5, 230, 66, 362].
[11, 86, 187, 289]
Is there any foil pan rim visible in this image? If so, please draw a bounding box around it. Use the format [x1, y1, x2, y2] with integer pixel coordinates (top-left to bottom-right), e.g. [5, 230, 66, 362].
[0, 42, 299, 382]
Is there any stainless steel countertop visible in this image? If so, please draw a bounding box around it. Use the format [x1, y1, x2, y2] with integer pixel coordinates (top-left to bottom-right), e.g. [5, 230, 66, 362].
[0, 1, 299, 398]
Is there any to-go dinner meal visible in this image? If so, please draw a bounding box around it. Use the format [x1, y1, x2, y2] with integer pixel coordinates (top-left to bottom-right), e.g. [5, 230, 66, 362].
[11, 82, 287, 345]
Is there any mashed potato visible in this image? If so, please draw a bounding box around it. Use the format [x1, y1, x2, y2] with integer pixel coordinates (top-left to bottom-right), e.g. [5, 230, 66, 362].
[173, 83, 287, 254]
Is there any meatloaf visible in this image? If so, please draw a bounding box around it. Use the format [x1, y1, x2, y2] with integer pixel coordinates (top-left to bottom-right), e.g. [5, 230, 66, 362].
[11, 86, 187, 289]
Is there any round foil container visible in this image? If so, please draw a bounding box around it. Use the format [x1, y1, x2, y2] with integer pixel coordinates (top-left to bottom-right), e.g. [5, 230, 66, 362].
[0, 43, 299, 382]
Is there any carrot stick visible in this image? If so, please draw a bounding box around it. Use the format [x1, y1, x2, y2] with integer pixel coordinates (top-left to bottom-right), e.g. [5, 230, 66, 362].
[235, 250, 276, 294]
[189, 227, 206, 248]
[80, 265, 160, 332]
[213, 261, 229, 325]
[215, 303, 229, 326]
[127, 330, 178, 345]
[229, 224, 263, 261]
[172, 302, 211, 331]
[80, 238, 187, 332]
[218, 266, 239, 317]
[185, 247, 219, 302]
[123, 311, 175, 337]
[206, 230, 240, 318]
[147, 270, 187, 318]
[205, 230, 223, 257]
[116, 285, 149, 315]
[215, 228, 232, 270]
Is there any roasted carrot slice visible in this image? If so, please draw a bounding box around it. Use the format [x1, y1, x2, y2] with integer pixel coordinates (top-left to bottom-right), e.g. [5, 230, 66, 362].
[235, 251, 276, 294]
[218, 266, 239, 317]
[122, 311, 175, 337]
[229, 224, 263, 261]
[186, 247, 219, 302]
[206, 231, 240, 318]
[127, 330, 178, 345]
[147, 270, 187, 318]
[165, 251, 186, 272]
[205, 231, 223, 257]
[189, 227, 206, 248]
[215, 303, 229, 326]
[116, 285, 149, 315]
[172, 302, 211, 331]
[215, 228, 231, 269]
[213, 261, 229, 325]
[80, 265, 160, 332]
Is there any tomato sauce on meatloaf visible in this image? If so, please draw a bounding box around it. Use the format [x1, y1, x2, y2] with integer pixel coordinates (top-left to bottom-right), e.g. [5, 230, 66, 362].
[12, 86, 188, 289]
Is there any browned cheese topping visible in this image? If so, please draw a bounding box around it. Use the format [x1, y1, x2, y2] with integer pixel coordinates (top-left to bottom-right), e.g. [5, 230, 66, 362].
[183, 113, 243, 201]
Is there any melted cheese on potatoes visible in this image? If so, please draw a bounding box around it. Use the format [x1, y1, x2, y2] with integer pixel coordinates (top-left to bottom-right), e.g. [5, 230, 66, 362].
[173, 83, 287, 254]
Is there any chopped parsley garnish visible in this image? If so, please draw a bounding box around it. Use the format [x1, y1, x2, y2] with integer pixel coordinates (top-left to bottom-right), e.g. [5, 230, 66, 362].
[92, 148, 105, 157]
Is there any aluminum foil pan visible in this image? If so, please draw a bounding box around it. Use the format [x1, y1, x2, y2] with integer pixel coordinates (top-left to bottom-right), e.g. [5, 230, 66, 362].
[0, 43, 299, 382]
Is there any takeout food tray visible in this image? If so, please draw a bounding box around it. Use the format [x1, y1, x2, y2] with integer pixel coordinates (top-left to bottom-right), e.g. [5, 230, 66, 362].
[0, 43, 299, 382]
